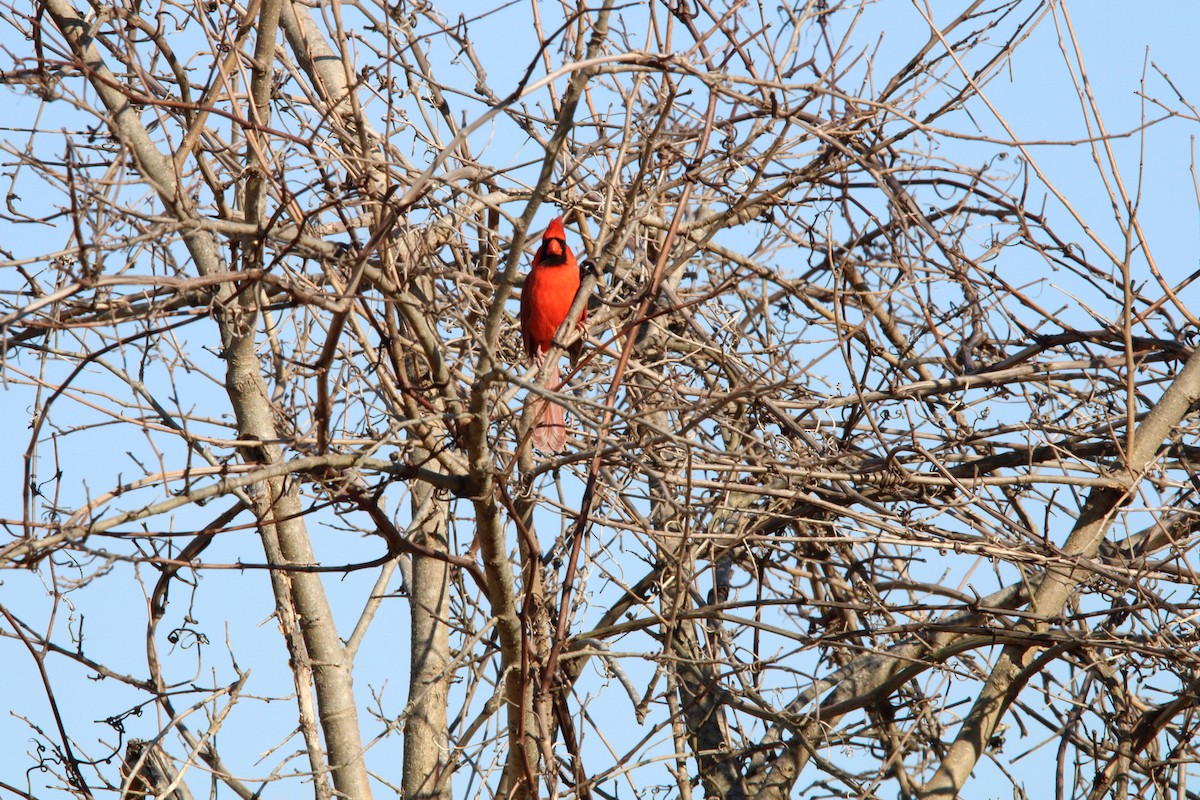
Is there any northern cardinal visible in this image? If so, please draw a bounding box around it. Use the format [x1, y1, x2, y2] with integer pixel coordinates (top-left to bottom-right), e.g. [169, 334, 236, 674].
[520, 217, 585, 453]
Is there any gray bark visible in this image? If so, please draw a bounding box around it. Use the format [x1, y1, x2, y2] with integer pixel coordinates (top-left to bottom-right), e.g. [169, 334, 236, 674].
[404, 482, 452, 800]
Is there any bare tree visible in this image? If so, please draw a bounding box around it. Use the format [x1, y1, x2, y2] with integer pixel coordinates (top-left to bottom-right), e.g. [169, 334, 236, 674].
[3, 1, 1200, 799]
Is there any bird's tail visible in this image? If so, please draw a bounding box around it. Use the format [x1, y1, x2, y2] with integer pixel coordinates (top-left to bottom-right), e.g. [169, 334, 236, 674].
[532, 361, 568, 453]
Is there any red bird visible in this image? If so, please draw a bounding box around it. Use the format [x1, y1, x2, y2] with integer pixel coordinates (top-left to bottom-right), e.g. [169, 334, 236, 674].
[520, 217, 585, 453]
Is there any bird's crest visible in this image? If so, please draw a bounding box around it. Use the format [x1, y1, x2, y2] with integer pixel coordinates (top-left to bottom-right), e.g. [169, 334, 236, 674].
[538, 216, 569, 263]
[544, 216, 566, 242]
